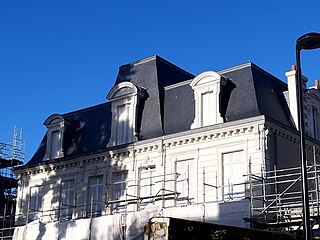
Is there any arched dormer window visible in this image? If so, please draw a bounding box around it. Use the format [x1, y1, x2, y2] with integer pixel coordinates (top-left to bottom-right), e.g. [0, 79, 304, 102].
[107, 82, 146, 147]
[190, 71, 235, 129]
[43, 114, 65, 160]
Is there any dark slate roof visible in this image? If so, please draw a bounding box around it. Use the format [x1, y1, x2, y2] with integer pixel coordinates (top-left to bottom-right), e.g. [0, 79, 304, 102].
[163, 62, 294, 134]
[115, 55, 194, 139]
[23, 56, 194, 168]
[223, 62, 292, 126]
[25, 103, 112, 167]
[22, 57, 294, 168]
[163, 82, 195, 134]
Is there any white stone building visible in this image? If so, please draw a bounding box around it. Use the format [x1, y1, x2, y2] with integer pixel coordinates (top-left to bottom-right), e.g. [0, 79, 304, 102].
[12, 56, 320, 239]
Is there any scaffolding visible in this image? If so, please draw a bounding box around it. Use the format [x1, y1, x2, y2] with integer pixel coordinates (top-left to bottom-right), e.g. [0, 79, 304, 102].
[248, 163, 320, 232]
[11, 151, 320, 238]
[0, 127, 25, 239]
[108, 159, 320, 236]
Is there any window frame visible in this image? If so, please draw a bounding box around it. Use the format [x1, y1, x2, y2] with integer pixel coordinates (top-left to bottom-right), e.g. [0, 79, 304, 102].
[60, 179, 76, 219]
[217, 146, 247, 202]
[87, 175, 104, 217]
[114, 101, 133, 145]
[43, 114, 65, 160]
[175, 158, 195, 205]
[112, 171, 128, 201]
[138, 166, 157, 199]
[29, 185, 43, 219]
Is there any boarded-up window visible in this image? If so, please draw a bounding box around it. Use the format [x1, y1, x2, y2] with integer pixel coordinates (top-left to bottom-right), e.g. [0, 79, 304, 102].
[176, 159, 195, 204]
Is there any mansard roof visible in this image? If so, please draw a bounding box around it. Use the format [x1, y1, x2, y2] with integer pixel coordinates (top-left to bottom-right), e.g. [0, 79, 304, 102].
[223, 62, 292, 126]
[114, 55, 194, 139]
[23, 56, 294, 168]
[164, 62, 293, 134]
[25, 102, 112, 167]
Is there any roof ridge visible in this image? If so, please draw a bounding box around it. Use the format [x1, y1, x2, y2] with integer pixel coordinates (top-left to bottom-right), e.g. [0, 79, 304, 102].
[119, 55, 194, 78]
[218, 62, 252, 74]
[119, 55, 157, 70]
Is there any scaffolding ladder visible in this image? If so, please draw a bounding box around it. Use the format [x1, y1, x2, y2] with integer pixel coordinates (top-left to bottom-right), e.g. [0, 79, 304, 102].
[0, 127, 25, 239]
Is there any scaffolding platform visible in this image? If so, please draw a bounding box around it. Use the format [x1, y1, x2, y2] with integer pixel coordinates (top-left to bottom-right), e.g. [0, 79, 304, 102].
[0, 176, 18, 190]
[0, 158, 23, 169]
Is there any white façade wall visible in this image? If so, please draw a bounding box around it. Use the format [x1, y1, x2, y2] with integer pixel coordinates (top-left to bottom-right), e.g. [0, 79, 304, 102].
[15, 116, 266, 228]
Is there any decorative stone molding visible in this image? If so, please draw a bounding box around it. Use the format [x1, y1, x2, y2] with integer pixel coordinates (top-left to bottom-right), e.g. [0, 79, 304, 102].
[20, 119, 264, 176]
[162, 124, 259, 149]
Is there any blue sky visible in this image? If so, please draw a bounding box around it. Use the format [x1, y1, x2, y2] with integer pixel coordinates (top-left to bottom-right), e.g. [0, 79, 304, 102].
[1, 0, 320, 161]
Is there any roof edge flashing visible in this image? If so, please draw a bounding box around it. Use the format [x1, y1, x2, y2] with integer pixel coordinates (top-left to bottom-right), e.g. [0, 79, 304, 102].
[119, 55, 157, 70]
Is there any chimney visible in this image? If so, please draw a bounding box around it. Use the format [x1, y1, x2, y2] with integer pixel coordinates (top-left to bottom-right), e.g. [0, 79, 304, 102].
[309, 80, 320, 90]
[285, 65, 308, 130]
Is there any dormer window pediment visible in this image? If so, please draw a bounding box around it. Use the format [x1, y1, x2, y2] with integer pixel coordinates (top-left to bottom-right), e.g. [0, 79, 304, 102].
[43, 114, 65, 160]
[107, 82, 137, 100]
[190, 71, 227, 88]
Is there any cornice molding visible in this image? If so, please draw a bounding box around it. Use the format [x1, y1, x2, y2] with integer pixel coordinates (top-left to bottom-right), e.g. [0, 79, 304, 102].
[19, 117, 267, 175]
[266, 123, 320, 155]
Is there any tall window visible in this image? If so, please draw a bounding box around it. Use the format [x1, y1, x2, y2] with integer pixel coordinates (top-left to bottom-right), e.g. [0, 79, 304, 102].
[117, 104, 130, 145]
[60, 180, 75, 219]
[29, 186, 43, 218]
[49, 130, 60, 159]
[222, 151, 245, 201]
[112, 171, 128, 201]
[175, 159, 195, 205]
[139, 167, 157, 199]
[88, 176, 103, 216]
[201, 91, 214, 127]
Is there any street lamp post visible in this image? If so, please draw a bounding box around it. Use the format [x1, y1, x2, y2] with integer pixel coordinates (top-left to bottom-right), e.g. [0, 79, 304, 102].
[296, 32, 320, 240]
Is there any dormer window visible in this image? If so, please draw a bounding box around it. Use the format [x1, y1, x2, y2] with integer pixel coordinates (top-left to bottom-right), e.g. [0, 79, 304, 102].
[190, 71, 235, 129]
[107, 82, 147, 147]
[43, 114, 65, 160]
